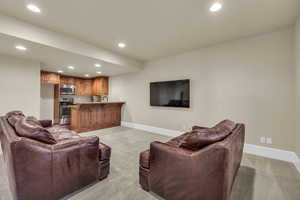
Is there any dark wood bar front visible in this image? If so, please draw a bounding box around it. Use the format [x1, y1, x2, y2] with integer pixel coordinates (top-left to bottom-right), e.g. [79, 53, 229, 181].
[71, 102, 125, 133]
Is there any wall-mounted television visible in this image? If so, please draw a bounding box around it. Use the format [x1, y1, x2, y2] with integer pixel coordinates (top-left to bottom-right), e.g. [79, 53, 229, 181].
[150, 79, 190, 108]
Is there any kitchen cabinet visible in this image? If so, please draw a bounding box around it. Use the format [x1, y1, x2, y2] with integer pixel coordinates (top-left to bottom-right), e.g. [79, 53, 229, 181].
[41, 71, 60, 84]
[40, 71, 109, 96]
[92, 77, 109, 95]
[75, 78, 92, 96]
[60, 76, 75, 86]
[83, 79, 92, 95]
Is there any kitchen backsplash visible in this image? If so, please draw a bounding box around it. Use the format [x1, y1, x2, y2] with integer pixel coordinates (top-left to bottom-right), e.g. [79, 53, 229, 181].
[61, 95, 92, 103]
[74, 96, 92, 103]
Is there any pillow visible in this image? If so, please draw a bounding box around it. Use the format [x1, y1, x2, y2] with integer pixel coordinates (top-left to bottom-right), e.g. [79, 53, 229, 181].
[180, 120, 236, 151]
[47, 125, 80, 141]
[213, 119, 236, 131]
[15, 116, 57, 144]
[192, 125, 208, 131]
[6, 111, 25, 127]
[25, 116, 42, 126]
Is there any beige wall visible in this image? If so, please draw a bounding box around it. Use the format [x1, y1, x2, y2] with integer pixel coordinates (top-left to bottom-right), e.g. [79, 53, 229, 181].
[110, 28, 296, 152]
[295, 17, 300, 157]
[0, 54, 40, 117]
[40, 83, 54, 120]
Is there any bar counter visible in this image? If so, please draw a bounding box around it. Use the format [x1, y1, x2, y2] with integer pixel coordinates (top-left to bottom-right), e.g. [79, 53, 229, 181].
[70, 102, 125, 133]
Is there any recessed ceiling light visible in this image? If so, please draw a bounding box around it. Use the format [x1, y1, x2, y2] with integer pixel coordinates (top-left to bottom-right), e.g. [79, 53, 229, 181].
[118, 42, 126, 48]
[95, 63, 101, 67]
[27, 4, 41, 13]
[15, 45, 27, 51]
[68, 66, 75, 70]
[58, 70, 63, 73]
[96, 71, 102, 74]
[85, 74, 90, 77]
[210, 2, 222, 12]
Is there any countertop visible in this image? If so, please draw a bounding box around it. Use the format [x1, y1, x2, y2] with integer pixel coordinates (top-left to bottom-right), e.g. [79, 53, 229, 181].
[74, 102, 125, 105]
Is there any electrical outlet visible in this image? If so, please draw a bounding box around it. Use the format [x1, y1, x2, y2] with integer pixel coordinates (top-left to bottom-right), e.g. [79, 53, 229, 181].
[260, 137, 266, 144]
[266, 137, 272, 144]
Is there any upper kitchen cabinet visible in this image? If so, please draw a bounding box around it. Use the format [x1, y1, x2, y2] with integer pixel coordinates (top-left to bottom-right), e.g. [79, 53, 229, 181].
[40, 71, 108, 96]
[92, 77, 109, 96]
[41, 71, 60, 84]
[60, 76, 75, 86]
[83, 79, 93, 95]
[75, 78, 92, 96]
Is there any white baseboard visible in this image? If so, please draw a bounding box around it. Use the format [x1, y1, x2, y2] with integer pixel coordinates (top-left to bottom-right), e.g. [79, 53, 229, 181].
[244, 144, 300, 172]
[121, 121, 183, 137]
[121, 121, 300, 174]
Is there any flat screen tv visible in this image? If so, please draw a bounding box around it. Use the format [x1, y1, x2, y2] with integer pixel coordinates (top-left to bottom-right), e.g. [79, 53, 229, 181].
[150, 79, 190, 108]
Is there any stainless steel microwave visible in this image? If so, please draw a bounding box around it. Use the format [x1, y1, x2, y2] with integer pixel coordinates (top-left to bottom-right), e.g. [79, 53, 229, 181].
[60, 85, 76, 95]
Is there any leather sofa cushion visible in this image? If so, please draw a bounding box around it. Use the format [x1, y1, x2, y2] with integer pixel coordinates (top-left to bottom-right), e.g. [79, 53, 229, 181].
[39, 120, 53, 128]
[15, 116, 57, 144]
[192, 125, 208, 131]
[139, 133, 191, 169]
[99, 142, 111, 161]
[140, 149, 150, 169]
[166, 132, 190, 147]
[180, 120, 236, 150]
[214, 119, 236, 131]
[47, 125, 80, 141]
[6, 111, 25, 127]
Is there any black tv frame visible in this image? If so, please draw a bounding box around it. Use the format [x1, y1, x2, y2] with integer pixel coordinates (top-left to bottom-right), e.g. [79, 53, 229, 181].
[150, 79, 190, 108]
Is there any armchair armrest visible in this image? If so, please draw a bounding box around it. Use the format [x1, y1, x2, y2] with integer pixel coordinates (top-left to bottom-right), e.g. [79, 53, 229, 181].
[39, 120, 52, 128]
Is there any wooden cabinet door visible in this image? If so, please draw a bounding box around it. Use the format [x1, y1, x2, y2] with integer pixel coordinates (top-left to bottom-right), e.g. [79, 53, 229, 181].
[92, 77, 109, 95]
[41, 71, 60, 84]
[101, 77, 109, 95]
[92, 78, 100, 95]
[83, 79, 92, 95]
[60, 76, 75, 86]
[75, 78, 84, 95]
[75, 78, 92, 95]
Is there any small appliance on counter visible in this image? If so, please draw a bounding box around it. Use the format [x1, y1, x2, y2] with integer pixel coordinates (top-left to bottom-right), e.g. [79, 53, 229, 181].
[60, 85, 76, 95]
[60, 97, 75, 125]
[91, 95, 108, 102]
[101, 96, 108, 102]
[92, 95, 101, 102]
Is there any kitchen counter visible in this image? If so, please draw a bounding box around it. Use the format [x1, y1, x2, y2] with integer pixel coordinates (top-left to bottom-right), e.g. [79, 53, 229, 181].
[74, 102, 125, 105]
[70, 102, 125, 133]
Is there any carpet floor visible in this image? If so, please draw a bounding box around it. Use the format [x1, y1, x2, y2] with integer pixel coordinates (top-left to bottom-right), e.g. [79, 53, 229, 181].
[0, 126, 300, 200]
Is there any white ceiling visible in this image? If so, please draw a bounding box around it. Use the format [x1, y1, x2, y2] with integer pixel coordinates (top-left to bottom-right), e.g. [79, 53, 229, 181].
[0, 0, 299, 61]
[0, 33, 138, 77]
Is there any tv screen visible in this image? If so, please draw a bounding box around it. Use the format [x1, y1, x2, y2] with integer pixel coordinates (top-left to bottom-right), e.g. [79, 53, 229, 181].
[150, 79, 190, 108]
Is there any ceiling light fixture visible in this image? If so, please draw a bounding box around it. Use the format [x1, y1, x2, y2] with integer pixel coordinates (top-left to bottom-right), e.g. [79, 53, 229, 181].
[95, 63, 101, 67]
[96, 71, 102, 74]
[15, 45, 27, 51]
[27, 4, 41, 13]
[85, 74, 90, 77]
[68, 66, 75, 70]
[210, 2, 222, 12]
[118, 42, 126, 48]
[58, 70, 63, 73]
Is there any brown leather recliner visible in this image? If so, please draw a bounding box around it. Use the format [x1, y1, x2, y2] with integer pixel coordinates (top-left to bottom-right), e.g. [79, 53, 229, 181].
[139, 120, 245, 200]
[0, 115, 111, 200]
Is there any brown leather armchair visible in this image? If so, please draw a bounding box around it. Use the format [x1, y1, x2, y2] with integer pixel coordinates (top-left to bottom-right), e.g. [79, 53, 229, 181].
[0, 116, 111, 200]
[139, 122, 245, 200]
